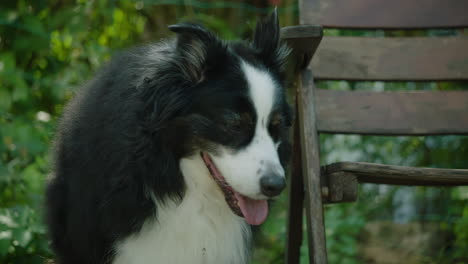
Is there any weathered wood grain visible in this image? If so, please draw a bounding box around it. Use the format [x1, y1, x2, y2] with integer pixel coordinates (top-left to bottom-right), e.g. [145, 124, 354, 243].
[301, 0, 468, 29]
[297, 69, 328, 264]
[281, 25, 323, 40]
[314, 89, 468, 135]
[282, 26, 324, 264]
[310, 37, 468, 81]
[324, 162, 468, 186]
[323, 172, 359, 203]
[281, 25, 323, 73]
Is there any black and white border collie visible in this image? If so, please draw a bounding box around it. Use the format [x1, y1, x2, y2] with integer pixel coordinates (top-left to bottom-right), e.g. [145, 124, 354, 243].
[46, 10, 292, 264]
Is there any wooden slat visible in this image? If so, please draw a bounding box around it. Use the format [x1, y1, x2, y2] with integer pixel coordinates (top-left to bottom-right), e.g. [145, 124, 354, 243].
[298, 69, 328, 263]
[281, 25, 323, 40]
[315, 89, 468, 135]
[301, 0, 468, 29]
[324, 162, 468, 186]
[285, 110, 305, 264]
[311, 37, 468, 81]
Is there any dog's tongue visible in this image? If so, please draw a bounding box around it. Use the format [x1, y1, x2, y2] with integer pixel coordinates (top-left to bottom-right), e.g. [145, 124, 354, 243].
[201, 152, 269, 225]
[234, 193, 268, 225]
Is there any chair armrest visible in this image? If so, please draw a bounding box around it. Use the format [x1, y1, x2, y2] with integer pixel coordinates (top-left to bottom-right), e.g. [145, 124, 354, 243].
[323, 162, 468, 186]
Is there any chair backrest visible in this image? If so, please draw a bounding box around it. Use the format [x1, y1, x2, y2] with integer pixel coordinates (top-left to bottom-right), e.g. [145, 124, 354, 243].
[282, 1, 468, 264]
[305, 0, 468, 136]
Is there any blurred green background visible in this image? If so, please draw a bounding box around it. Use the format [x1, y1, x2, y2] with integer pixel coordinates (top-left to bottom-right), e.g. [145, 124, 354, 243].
[0, 1, 467, 263]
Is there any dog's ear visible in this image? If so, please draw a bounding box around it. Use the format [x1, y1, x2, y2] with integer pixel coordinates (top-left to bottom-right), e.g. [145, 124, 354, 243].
[168, 23, 225, 83]
[253, 9, 290, 71]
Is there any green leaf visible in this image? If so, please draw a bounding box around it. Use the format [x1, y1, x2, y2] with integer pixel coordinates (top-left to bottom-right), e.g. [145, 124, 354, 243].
[22, 15, 46, 36]
[22, 163, 44, 194]
[12, 229, 32, 248]
[0, 213, 18, 229]
[11, 74, 29, 102]
[0, 231, 12, 257]
[0, 88, 11, 111]
[0, 52, 16, 72]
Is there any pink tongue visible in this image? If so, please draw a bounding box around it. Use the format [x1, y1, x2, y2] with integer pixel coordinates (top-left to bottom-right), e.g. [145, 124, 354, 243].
[234, 193, 268, 225]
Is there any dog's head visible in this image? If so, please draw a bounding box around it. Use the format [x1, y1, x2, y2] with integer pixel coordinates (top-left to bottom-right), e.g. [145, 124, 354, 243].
[168, 10, 291, 225]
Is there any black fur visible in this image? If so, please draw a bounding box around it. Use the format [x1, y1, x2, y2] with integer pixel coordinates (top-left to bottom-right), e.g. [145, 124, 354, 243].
[46, 11, 291, 264]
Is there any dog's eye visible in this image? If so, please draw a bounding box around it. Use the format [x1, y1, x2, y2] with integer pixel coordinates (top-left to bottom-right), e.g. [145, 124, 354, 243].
[269, 113, 283, 128]
[268, 114, 283, 140]
[217, 111, 256, 147]
[225, 112, 254, 131]
[240, 112, 254, 126]
[227, 115, 242, 130]
[224, 112, 242, 130]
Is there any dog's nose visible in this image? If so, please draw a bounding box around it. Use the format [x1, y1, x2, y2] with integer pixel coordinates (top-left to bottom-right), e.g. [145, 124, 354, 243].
[260, 175, 286, 197]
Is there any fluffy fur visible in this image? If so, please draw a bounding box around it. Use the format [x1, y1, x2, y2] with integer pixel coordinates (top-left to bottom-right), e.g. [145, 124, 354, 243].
[46, 10, 291, 264]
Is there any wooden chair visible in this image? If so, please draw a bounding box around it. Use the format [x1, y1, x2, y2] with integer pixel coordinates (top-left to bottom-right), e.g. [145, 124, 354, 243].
[280, 1, 468, 263]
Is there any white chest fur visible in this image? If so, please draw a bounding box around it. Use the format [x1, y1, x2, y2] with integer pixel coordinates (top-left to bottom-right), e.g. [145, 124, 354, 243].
[113, 155, 251, 264]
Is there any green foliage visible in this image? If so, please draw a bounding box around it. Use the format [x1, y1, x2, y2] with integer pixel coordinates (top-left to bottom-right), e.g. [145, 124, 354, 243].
[0, 206, 49, 263]
[320, 133, 468, 263]
[453, 203, 468, 261]
[1, 0, 147, 262]
[1, 0, 298, 263]
[325, 204, 365, 264]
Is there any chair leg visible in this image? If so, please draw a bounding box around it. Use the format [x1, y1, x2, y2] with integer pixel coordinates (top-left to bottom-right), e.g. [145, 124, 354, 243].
[285, 116, 305, 264]
[299, 70, 328, 264]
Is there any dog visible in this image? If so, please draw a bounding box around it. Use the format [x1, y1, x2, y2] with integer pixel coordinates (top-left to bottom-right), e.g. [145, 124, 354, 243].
[46, 9, 292, 264]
